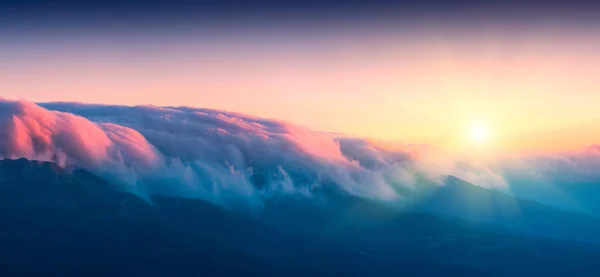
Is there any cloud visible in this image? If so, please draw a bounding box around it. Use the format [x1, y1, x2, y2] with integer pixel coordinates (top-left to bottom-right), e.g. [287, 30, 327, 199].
[0, 100, 155, 168]
[2, 99, 599, 214]
[1, 99, 418, 206]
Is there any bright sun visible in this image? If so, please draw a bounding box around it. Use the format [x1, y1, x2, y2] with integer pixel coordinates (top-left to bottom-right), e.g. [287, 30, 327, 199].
[468, 124, 490, 144]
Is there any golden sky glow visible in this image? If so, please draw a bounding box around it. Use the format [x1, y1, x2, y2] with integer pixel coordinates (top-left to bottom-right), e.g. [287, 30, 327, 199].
[2, 26, 599, 153]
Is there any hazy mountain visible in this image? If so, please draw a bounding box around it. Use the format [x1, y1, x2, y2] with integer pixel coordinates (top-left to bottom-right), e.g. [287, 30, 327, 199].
[412, 175, 600, 242]
[0, 158, 483, 276]
[2, 158, 600, 276]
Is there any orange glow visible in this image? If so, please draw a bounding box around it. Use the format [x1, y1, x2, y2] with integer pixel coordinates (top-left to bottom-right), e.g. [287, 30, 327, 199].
[2, 29, 599, 153]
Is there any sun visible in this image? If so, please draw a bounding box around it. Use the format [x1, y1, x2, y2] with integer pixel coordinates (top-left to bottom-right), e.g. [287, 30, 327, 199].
[468, 124, 490, 144]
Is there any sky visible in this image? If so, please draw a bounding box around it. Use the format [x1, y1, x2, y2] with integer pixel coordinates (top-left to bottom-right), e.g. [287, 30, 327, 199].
[1, 0, 600, 154]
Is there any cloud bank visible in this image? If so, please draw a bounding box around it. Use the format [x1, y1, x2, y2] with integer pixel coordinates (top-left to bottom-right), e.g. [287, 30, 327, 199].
[1, 99, 599, 213]
[1, 99, 421, 206]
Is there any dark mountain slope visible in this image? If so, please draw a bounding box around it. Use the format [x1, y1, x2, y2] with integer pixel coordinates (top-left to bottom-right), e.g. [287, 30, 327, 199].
[1, 158, 600, 276]
[0, 158, 283, 276]
[0, 158, 484, 277]
[255, 192, 600, 276]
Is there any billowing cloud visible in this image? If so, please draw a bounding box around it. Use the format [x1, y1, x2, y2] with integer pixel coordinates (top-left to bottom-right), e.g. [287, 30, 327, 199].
[2, 99, 599, 214]
[1, 99, 418, 206]
[0, 100, 159, 168]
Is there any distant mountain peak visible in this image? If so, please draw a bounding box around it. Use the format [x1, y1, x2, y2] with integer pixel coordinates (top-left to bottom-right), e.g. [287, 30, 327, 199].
[1, 157, 65, 172]
[0, 158, 129, 210]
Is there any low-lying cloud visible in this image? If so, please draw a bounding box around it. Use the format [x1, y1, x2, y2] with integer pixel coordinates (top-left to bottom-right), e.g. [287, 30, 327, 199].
[1, 99, 599, 214]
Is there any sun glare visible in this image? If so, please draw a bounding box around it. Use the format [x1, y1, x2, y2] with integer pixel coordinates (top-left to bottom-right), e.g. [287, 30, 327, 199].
[469, 124, 490, 144]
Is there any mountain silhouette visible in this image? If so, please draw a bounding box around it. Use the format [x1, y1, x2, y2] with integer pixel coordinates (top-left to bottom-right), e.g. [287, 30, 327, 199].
[1, 158, 600, 276]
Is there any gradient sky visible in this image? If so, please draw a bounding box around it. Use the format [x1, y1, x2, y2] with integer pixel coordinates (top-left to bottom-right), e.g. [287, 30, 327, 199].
[2, 0, 600, 153]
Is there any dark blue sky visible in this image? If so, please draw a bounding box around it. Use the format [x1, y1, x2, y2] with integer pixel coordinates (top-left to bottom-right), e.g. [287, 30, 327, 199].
[2, 0, 599, 27]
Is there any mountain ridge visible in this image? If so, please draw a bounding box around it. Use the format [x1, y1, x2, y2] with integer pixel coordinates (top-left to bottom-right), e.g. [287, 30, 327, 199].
[2, 158, 600, 276]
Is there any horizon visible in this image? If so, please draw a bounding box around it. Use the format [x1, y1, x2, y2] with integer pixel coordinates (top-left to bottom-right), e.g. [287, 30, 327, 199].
[4, 97, 600, 158]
